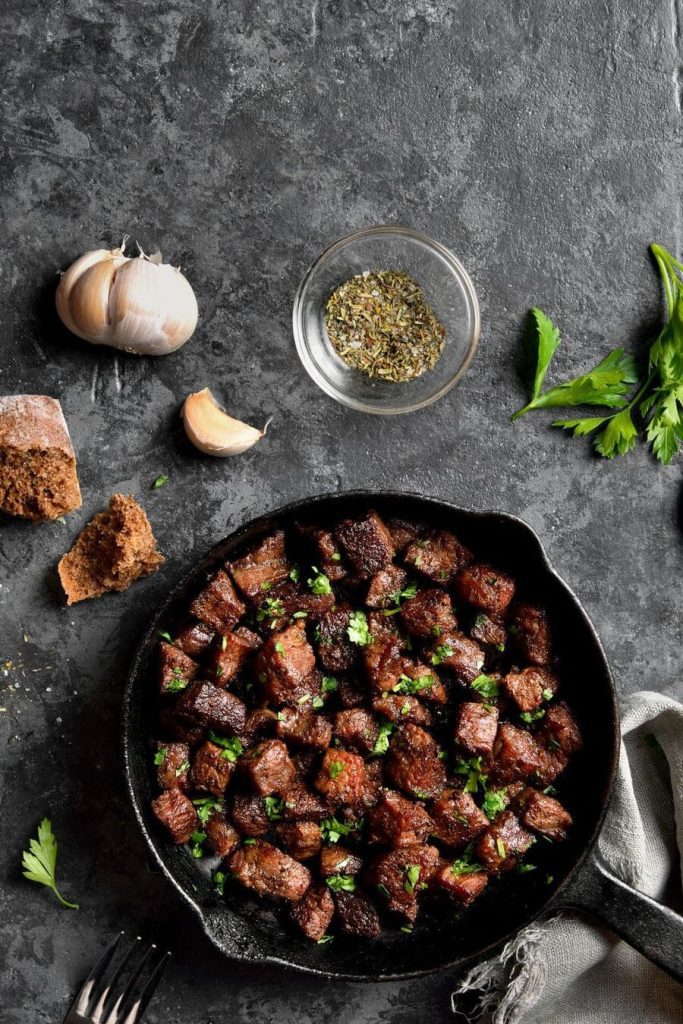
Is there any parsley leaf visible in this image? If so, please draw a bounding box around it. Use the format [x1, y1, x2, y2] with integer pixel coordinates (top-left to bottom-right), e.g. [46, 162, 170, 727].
[392, 673, 434, 695]
[264, 796, 285, 821]
[403, 864, 421, 895]
[430, 643, 453, 666]
[193, 797, 223, 825]
[347, 610, 372, 646]
[326, 874, 356, 892]
[320, 816, 362, 844]
[154, 748, 167, 766]
[213, 870, 226, 895]
[328, 759, 344, 779]
[307, 568, 332, 595]
[454, 756, 488, 794]
[482, 788, 507, 820]
[372, 720, 395, 756]
[151, 474, 170, 490]
[322, 675, 338, 693]
[208, 732, 243, 762]
[470, 673, 500, 698]
[21, 819, 78, 909]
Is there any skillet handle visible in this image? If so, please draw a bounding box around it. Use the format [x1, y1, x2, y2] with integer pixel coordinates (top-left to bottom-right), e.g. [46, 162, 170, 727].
[558, 853, 683, 983]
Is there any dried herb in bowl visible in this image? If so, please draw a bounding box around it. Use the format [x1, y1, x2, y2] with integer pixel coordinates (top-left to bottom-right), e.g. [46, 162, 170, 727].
[325, 270, 446, 383]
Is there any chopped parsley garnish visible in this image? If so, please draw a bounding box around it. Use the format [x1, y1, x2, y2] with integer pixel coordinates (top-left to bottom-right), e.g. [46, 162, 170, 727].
[376, 883, 390, 898]
[256, 597, 285, 622]
[193, 797, 223, 825]
[274, 641, 285, 655]
[154, 748, 167, 765]
[473, 613, 487, 629]
[400, 701, 412, 715]
[518, 863, 537, 874]
[213, 870, 226, 895]
[166, 668, 189, 693]
[320, 816, 362, 844]
[151, 474, 169, 490]
[372, 720, 395, 756]
[430, 643, 453, 665]
[432, 625, 442, 636]
[541, 687, 553, 701]
[189, 830, 207, 858]
[158, 630, 173, 642]
[383, 580, 419, 616]
[215, 666, 223, 679]
[392, 673, 433, 696]
[482, 788, 507, 820]
[289, 566, 300, 583]
[470, 674, 500, 698]
[208, 731, 243, 762]
[328, 760, 344, 779]
[521, 709, 546, 724]
[548, 738, 561, 751]
[261, 580, 273, 592]
[264, 796, 285, 821]
[454, 756, 488, 794]
[347, 610, 373, 646]
[292, 610, 307, 619]
[243, 837, 257, 845]
[326, 874, 356, 892]
[322, 675, 338, 693]
[403, 864, 421, 895]
[542, 784, 558, 796]
[451, 857, 481, 877]
[175, 760, 190, 777]
[317, 934, 334, 944]
[495, 838, 507, 859]
[310, 695, 324, 709]
[331, 552, 342, 562]
[307, 568, 332, 595]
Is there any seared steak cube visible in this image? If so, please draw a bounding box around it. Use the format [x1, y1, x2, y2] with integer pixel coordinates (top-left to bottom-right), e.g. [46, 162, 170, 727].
[426, 631, 485, 684]
[314, 749, 368, 806]
[228, 840, 311, 901]
[292, 748, 318, 778]
[276, 821, 323, 860]
[404, 530, 472, 586]
[290, 883, 335, 941]
[434, 862, 488, 906]
[227, 531, 291, 601]
[535, 745, 570, 786]
[454, 703, 499, 756]
[503, 667, 558, 713]
[316, 605, 356, 673]
[475, 811, 533, 874]
[172, 621, 215, 658]
[517, 787, 573, 841]
[366, 565, 408, 609]
[240, 739, 296, 796]
[431, 789, 489, 848]
[541, 702, 582, 755]
[243, 707, 278, 742]
[334, 709, 379, 757]
[338, 675, 368, 708]
[510, 603, 552, 665]
[320, 845, 363, 877]
[492, 723, 542, 783]
[368, 790, 434, 847]
[189, 570, 245, 631]
[190, 740, 235, 796]
[399, 588, 457, 638]
[177, 681, 247, 736]
[455, 563, 516, 616]
[470, 612, 507, 650]
[209, 627, 260, 686]
[362, 612, 402, 679]
[296, 523, 348, 582]
[367, 844, 439, 921]
[205, 813, 240, 857]
[231, 792, 271, 836]
[158, 642, 198, 696]
[282, 781, 328, 822]
[256, 622, 316, 704]
[155, 741, 190, 791]
[333, 889, 381, 938]
[276, 705, 332, 750]
[158, 707, 204, 745]
[386, 516, 423, 552]
[151, 789, 200, 844]
[371, 693, 433, 727]
[386, 724, 446, 800]
[335, 510, 395, 579]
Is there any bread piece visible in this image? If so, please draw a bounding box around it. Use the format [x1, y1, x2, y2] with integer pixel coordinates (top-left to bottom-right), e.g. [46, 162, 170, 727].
[58, 494, 164, 603]
[0, 395, 81, 521]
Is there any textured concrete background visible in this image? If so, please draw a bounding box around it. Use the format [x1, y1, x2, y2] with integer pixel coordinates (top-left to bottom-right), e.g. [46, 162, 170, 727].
[0, 1, 681, 1021]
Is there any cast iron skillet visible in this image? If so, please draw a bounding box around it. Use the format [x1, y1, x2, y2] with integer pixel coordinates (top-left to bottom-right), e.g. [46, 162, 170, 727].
[123, 492, 683, 982]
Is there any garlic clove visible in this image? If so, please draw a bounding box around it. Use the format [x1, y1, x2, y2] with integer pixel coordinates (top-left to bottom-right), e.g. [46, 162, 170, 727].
[108, 258, 198, 355]
[56, 247, 126, 340]
[182, 388, 270, 457]
[68, 255, 129, 343]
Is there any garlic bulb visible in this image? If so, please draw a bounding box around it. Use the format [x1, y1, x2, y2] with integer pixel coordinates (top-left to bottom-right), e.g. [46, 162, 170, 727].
[182, 388, 271, 457]
[56, 242, 198, 355]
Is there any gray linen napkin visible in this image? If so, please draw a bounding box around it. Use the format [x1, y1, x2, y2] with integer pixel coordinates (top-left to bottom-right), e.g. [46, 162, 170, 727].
[451, 690, 683, 1023]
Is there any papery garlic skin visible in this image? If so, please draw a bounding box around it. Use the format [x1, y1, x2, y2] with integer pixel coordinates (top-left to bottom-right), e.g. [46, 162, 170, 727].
[182, 388, 270, 457]
[56, 246, 198, 355]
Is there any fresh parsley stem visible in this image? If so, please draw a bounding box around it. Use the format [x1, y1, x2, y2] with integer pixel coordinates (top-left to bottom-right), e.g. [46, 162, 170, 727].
[54, 887, 79, 910]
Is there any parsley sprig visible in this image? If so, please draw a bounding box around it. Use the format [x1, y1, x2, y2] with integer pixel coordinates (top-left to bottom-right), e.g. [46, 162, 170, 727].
[21, 818, 78, 909]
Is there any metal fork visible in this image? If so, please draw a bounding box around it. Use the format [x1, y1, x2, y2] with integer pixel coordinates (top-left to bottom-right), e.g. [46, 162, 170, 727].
[63, 933, 170, 1024]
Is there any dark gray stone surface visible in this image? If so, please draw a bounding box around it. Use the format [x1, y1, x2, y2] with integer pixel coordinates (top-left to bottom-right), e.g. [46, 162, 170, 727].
[1, 1, 681, 1021]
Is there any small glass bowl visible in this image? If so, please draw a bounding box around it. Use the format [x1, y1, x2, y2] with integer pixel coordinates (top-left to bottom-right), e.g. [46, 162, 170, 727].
[293, 225, 480, 415]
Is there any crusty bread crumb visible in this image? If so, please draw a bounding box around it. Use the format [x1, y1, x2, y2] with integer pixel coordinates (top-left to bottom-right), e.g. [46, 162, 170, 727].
[0, 395, 82, 522]
[58, 493, 164, 604]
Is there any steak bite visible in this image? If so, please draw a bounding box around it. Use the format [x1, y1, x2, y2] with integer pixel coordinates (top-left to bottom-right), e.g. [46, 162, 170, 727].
[431, 789, 489, 848]
[540, 702, 582, 756]
[517, 787, 573, 841]
[386, 724, 446, 800]
[510, 603, 552, 665]
[371, 693, 433, 728]
[255, 581, 335, 632]
[314, 749, 368, 806]
[276, 705, 332, 750]
[231, 792, 271, 836]
[335, 510, 395, 580]
[455, 563, 516, 616]
[470, 612, 507, 650]
[282, 781, 328, 822]
[176, 681, 247, 736]
[491, 723, 542, 783]
[399, 588, 457, 638]
[334, 709, 379, 757]
[320, 845, 363, 877]
[365, 564, 408, 609]
[338, 675, 368, 708]
[454, 703, 500, 757]
[433, 862, 489, 906]
[503, 667, 558, 713]
[190, 740, 235, 797]
[404, 529, 472, 586]
[228, 840, 311, 901]
[205, 813, 240, 857]
[172, 621, 215, 658]
[475, 811, 534, 874]
[151, 789, 200, 843]
[333, 890, 381, 938]
[158, 707, 204, 745]
[227, 530, 291, 601]
[296, 523, 348, 582]
[290, 883, 335, 941]
[535, 745, 570, 786]
[367, 844, 439, 921]
[386, 516, 423, 553]
[240, 739, 296, 796]
[276, 821, 323, 860]
[315, 605, 356, 673]
[189, 570, 245, 632]
[155, 742, 190, 791]
[158, 642, 199, 696]
[208, 627, 260, 686]
[426, 631, 485, 684]
[367, 790, 434, 847]
[256, 622, 317, 704]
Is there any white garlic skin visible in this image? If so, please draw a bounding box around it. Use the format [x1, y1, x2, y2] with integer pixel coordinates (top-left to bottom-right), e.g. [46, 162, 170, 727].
[56, 246, 198, 355]
[182, 388, 270, 457]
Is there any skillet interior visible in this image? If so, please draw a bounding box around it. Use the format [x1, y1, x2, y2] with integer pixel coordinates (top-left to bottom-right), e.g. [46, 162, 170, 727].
[123, 492, 618, 981]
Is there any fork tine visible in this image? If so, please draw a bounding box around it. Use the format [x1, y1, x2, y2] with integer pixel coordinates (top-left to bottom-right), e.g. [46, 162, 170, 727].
[120, 951, 171, 1024]
[101, 943, 158, 1024]
[73, 933, 125, 1016]
[90, 936, 142, 1023]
